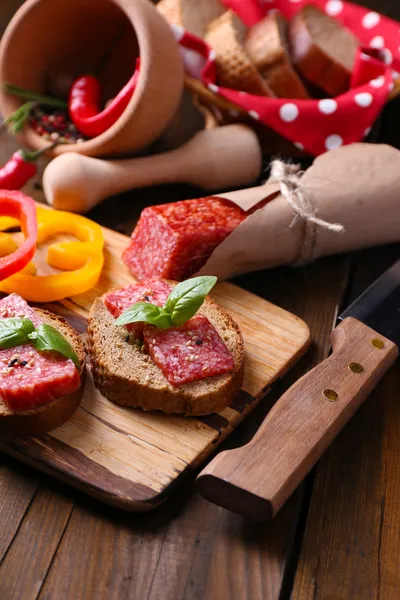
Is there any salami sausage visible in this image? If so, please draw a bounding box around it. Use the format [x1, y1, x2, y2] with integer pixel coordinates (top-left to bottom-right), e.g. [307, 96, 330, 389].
[144, 314, 234, 386]
[104, 279, 172, 338]
[0, 294, 80, 411]
[122, 197, 246, 281]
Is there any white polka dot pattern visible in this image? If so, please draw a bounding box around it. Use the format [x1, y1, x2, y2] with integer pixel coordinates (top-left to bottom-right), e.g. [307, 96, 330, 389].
[325, 135, 343, 150]
[370, 36, 385, 49]
[279, 103, 299, 122]
[325, 1, 343, 17]
[382, 49, 393, 65]
[362, 12, 380, 29]
[354, 92, 373, 107]
[370, 76, 385, 88]
[318, 99, 338, 114]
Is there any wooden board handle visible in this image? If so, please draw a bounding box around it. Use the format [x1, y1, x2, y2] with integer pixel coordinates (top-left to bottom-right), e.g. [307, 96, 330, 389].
[197, 318, 399, 521]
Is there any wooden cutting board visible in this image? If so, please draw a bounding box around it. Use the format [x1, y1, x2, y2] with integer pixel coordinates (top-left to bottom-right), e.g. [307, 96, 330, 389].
[0, 225, 310, 511]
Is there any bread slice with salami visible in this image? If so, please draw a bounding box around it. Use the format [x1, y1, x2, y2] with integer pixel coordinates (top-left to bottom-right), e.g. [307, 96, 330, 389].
[205, 10, 273, 96]
[289, 4, 359, 96]
[0, 294, 85, 435]
[245, 12, 310, 99]
[87, 278, 244, 416]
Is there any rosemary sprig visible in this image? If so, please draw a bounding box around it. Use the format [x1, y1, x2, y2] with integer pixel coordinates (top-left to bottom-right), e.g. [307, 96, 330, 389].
[3, 83, 68, 109]
[3, 101, 36, 134]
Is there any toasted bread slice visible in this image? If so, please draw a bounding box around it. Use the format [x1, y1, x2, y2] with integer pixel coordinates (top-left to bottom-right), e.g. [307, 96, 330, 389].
[289, 4, 359, 96]
[157, 0, 225, 39]
[87, 293, 244, 416]
[245, 13, 310, 99]
[0, 309, 85, 435]
[205, 11, 273, 96]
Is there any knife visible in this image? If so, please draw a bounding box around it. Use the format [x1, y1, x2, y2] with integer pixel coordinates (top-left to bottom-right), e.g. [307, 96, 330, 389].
[197, 260, 400, 521]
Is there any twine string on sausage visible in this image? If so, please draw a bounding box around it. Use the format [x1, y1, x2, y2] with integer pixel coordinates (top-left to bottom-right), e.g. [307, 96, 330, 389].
[270, 160, 344, 265]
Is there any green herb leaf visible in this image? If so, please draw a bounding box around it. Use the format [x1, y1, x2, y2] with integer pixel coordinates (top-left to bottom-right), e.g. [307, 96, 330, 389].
[0, 317, 35, 349]
[3, 83, 68, 108]
[115, 302, 172, 329]
[165, 276, 218, 326]
[30, 324, 80, 369]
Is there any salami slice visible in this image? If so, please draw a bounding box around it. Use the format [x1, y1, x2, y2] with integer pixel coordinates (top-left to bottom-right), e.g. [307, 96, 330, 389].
[104, 279, 172, 338]
[0, 294, 80, 412]
[122, 197, 246, 281]
[144, 314, 235, 386]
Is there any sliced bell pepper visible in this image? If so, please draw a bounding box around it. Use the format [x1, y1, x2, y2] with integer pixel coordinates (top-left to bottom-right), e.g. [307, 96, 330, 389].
[0, 206, 104, 302]
[0, 191, 37, 281]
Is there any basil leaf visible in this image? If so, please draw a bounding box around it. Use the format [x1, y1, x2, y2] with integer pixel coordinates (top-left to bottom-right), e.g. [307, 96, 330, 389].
[31, 324, 80, 369]
[0, 317, 35, 349]
[115, 303, 172, 329]
[165, 276, 217, 327]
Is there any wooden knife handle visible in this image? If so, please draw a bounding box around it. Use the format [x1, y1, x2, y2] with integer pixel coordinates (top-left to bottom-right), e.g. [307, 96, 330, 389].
[197, 318, 399, 521]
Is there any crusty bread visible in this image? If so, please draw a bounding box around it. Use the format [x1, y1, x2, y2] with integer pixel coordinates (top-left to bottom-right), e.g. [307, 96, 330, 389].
[289, 4, 359, 96]
[87, 293, 244, 416]
[205, 11, 273, 96]
[0, 309, 85, 436]
[157, 0, 225, 39]
[245, 13, 310, 99]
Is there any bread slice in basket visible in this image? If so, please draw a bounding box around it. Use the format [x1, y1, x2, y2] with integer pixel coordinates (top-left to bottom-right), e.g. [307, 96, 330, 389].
[205, 10, 273, 96]
[157, 0, 225, 38]
[289, 4, 359, 96]
[245, 12, 310, 99]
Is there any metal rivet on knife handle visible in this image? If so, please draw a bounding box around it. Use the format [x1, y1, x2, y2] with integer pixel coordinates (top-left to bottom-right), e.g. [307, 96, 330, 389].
[323, 389, 338, 402]
[348, 362, 364, 373]
[371, 338, 385, 349]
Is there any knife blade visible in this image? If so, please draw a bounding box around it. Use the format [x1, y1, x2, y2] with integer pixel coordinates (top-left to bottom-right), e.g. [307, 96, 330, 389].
[197, 260, 400, 521]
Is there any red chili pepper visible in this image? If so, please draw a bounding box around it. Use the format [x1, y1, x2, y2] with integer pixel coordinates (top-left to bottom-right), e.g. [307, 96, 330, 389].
[69, 58, 140, 138]
[0, 143, 57, 191]
[0, 190, 37, 281]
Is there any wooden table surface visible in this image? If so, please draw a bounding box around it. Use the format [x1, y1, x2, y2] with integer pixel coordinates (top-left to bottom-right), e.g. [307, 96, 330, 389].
[1, 1, 400, 599]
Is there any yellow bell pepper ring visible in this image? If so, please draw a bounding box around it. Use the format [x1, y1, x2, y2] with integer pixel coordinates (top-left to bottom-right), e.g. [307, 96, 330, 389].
[0, 207, 104, 302]
[0, 233, 17, 257]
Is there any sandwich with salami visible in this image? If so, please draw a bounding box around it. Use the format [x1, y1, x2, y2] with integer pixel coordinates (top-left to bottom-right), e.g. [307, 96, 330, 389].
[87, 276, 244, 416]
[0, 293, 85, 435]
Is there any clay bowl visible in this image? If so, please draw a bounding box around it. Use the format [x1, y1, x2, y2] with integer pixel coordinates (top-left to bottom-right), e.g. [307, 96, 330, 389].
[0, 0, 184, 157]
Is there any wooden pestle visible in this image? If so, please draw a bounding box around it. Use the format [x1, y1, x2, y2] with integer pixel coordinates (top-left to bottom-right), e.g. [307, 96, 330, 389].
[43, 125, 263, 213]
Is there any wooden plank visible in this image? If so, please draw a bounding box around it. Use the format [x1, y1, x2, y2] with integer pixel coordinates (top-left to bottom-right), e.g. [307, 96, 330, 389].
[0, 457, 39, 561]
[37, 257, 349, 600]
[0, 488, 73, 600]
[292, 245, 400, 600]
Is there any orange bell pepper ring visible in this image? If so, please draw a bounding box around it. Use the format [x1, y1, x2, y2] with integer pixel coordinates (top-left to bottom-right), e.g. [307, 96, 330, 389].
[0, 206, 104, 302]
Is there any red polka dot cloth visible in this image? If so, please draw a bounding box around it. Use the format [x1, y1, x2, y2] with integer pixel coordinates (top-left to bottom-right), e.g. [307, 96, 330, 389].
[172, 0, 399, 156]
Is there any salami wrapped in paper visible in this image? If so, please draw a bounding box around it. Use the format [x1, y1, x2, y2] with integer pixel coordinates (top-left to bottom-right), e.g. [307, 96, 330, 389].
[196, 143, 400, 278]
[123, 144, 400, 282]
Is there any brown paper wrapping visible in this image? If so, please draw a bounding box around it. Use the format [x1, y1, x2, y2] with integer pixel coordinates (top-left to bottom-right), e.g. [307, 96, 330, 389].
[198, 143, 400, 279]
